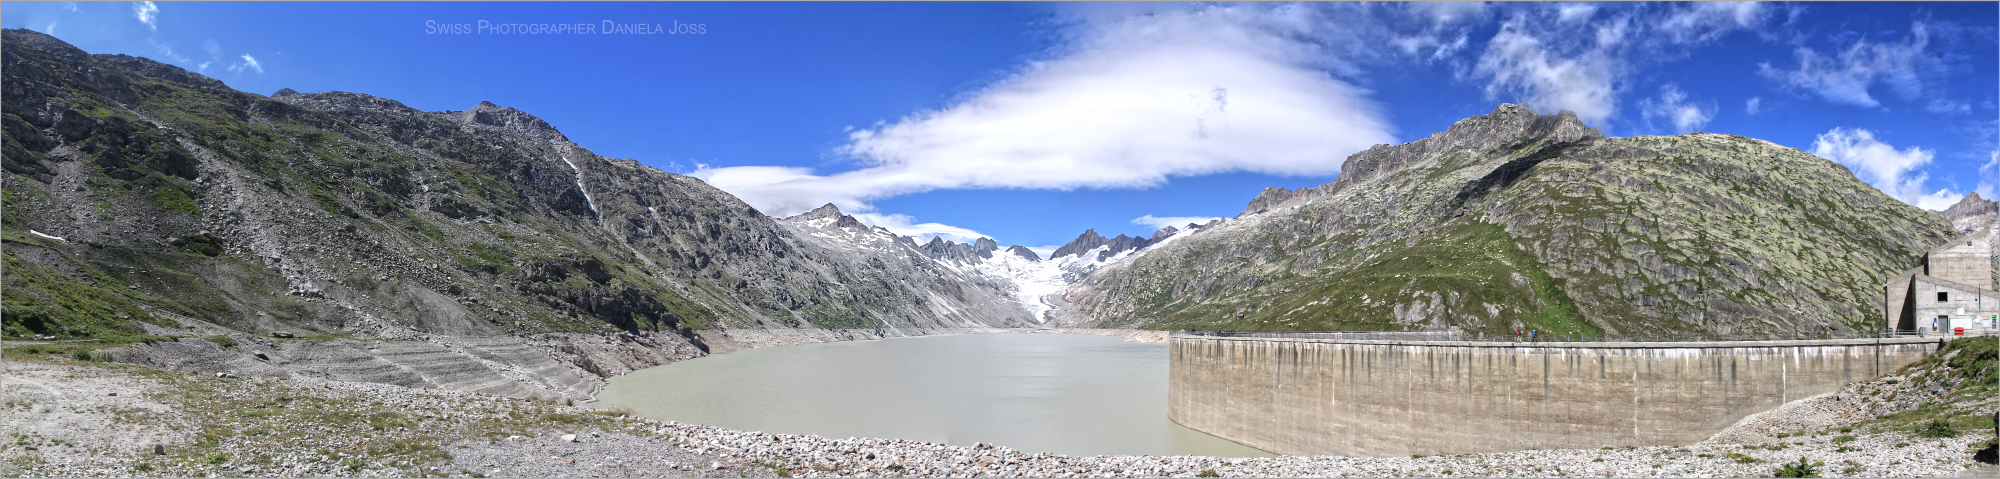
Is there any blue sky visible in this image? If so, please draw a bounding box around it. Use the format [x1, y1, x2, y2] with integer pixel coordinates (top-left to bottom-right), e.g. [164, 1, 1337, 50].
[5, 2, 1995, 253]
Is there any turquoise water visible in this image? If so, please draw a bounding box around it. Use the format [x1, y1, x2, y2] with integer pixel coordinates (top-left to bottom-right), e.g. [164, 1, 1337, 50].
[594, 333, 1273, 457]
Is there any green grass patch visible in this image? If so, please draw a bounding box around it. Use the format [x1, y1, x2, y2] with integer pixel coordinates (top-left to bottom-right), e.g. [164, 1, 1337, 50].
[400, 210, 445, 242]
[1, 255, 153, 340]
[1853, 337, 1996, 441]
[1772, 457, 1822, 478]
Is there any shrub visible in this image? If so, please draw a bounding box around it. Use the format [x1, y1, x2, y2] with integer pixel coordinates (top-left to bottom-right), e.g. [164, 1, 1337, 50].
[1917, 419, 1959, 438]
[1198, 470, 1220, 477]
[71, 348, 92, 361]
[1832, 435, 1856, 444]
[1726, 452, 1759, 464]
[1772, 457, 1821, 478]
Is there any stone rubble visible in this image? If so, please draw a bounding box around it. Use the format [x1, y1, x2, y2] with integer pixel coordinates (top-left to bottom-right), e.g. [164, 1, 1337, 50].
[6, 356, 1989, 478]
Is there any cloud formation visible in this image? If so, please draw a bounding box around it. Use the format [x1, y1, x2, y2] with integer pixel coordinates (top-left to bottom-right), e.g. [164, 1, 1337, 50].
[1982, 150, 1999, 200]
[150, 40, 190, 64]
[1758, 22, 1936, 108]
[133, 1, 158, 30]
[1638, 84, 1715, 134]
[694, 4, 1395, 220]
[849, 213, 988, 243]
[1656, 1, 1770, 43]
[1466, 2, 1770, 127]
[1474, 21, 1619, 125]
[227, 54, 263, 74]
[1810, 127, 1941, 207]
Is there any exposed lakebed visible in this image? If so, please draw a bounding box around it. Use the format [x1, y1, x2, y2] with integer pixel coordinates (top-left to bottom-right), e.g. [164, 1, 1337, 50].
[595, 332, 1273, 457]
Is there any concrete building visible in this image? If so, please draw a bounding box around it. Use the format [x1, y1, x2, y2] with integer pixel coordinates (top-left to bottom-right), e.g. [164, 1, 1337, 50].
[1885, 227, 1999, 335]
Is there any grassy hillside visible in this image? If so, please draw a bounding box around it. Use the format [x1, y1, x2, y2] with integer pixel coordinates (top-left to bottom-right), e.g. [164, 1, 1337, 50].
[1065, 106, 1956, 336]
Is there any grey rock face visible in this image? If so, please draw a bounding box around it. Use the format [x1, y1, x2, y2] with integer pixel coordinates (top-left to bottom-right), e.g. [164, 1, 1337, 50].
[1049, 228, 1176, 262]
[1005, 245, 1043, 261]
[449, 100, 571, 143]
[1239, 187, 1304, 217]
[1051, 229, 1110, 260]
[1934, 192, 1997, 234]
[1060, 103, 1954, 336]
[918, 236, 998, 263]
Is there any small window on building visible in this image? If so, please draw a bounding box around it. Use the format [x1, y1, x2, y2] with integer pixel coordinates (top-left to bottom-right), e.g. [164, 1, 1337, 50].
[1938, 292, 1949, 302]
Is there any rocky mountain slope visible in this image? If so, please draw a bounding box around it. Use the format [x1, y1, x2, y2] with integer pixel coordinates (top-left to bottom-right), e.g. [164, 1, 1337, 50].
[1057, 104, 1960, 336]
[777, 202, 1197, 323]
[1933, 192, 1997, 234]
[0, 29, 1030, 398]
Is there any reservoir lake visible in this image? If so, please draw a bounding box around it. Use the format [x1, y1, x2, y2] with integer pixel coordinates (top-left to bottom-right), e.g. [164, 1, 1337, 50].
[594, 333, 1274, 457]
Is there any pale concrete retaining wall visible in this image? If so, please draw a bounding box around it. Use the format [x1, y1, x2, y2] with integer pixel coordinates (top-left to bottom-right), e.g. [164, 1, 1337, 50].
[1168, 335, 1942, 457]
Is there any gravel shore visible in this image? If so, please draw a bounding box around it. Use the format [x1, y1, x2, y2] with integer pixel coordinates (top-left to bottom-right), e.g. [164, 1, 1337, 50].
[655, 421, 1987, 478]
[5, 353, 1991, 477]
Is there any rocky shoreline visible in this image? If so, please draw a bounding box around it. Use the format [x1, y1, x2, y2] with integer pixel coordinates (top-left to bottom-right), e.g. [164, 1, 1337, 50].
[6, 333, 1992, 478]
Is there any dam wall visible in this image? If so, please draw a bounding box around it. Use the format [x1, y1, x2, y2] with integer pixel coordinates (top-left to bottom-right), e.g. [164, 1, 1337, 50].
[1168, 334, 1941, 457]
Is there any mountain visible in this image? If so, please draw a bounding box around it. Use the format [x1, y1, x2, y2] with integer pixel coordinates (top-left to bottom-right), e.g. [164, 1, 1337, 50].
[1933, 192, 1997, 234]
[1049, 227, 1182, 262]
[1055, 104, 1959, 336]
[0, 29, 1030, 396]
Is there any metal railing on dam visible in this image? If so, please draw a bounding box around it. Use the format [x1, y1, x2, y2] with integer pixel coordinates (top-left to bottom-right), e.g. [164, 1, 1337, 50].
[1167, 332, 1945, 457]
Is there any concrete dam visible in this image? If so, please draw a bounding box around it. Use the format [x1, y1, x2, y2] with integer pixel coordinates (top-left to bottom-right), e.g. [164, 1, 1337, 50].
[1167, 333, 1941, 457]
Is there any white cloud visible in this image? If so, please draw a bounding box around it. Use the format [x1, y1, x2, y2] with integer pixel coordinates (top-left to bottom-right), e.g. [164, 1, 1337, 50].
[1466, 3, 1771, 129]
[133, 1, 158, 30]
[1555, 3, 1597, 23]
[1409, 1, 1491, 27]
[1638, 84, 1714, 134]
[1981, 150, 1998, 200]
[43, 22, 56, 35]
[203, 38, 223, 59]
[1926, 99, 1970, 114]
[848, 213, 988, 243]
[1759, 22, 1936, 108]
[150, 41, 190, 64]
[1912, 188, 1965, 211]
[227, 54, 264, 74]
[1657, 2, 1768, 43]
[1473, 20, 1620, 125]
[197, 62, 210, 72]
[62, 2, 78, 12]
[1810, 127, 1937, 207]
[1382, 3, 1489, 65]
[1132, 215, 1221, 231]
[694, 165, 874, 218]
[693, 4, 1395, 219]
[1744, 97, 1762, 115]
